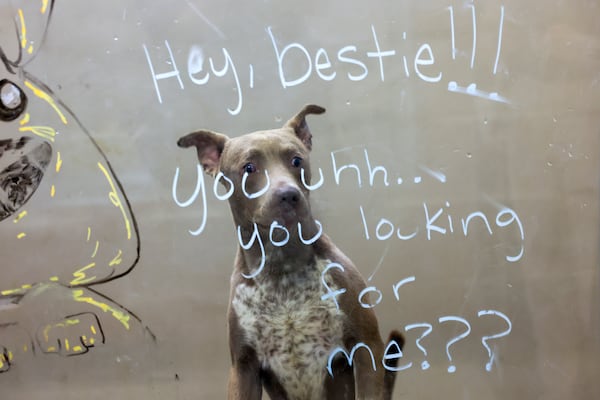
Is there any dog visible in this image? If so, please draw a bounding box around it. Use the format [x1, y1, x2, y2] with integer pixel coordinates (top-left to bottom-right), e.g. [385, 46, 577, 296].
[178, 105, 403, 400]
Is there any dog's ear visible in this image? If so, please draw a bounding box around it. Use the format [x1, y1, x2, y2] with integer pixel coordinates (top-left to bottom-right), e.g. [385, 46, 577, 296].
[177, 130, 229, 177]
[284, 104, 325, 151]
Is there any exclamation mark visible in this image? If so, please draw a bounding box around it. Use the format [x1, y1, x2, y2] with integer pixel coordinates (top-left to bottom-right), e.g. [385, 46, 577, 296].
[493, 6, 505, 75]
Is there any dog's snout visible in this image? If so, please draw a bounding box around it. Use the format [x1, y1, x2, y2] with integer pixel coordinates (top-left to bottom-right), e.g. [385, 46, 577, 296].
[277, 186, 301, 205]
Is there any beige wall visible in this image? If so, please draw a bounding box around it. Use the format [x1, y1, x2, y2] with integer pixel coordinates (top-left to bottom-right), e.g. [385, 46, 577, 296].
[0, 0, 598, 398]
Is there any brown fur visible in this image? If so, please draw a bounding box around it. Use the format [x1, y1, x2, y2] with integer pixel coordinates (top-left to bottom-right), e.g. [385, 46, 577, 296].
[178, 105, 403, 400]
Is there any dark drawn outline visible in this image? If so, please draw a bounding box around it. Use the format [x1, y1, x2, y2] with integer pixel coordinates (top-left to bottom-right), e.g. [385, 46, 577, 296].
[0, 0, 154, 373]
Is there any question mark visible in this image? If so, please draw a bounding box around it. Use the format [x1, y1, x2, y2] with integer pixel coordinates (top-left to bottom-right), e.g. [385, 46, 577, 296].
[438, 316, 471, 373]
[477, 310, 512, 372]
[404, 323, 433, 370]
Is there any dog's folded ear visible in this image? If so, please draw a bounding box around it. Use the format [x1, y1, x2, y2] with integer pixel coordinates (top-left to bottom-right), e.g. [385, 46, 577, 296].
[177, 130, 229, 177]
[284, 104, 325, 151]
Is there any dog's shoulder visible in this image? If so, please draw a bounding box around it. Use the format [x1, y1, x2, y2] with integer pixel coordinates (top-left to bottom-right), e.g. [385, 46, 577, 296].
[314, 234, 368, 290]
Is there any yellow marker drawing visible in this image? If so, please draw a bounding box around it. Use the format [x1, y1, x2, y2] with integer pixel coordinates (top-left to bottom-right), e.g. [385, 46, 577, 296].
[56, 151, 62, 172]
[1, 288, 24, 296]
[27, 45, 33, 54]
[49, 276, 59, 282]
[42, 324, 52, 342]
[18, 9, 27, 49]
[109, 249, 123, 266]
[19, 113, 30, 125]
[23, 344, 28, 352]
[42, 318, 81, 342]
[24, 80, 67, 125]
[85, 227, 101, 259]
[41, 0, 49, 14]
[64, 339, 70, 351]
[73, 345, 82, 352]
[1, 283, 33, 295]
[13, 210, 27, 223]
[50, 184, 55, 197]
[72, 289, 130, 330]
[47, 346, 56, 352]
[91, 241, 99, 258]
[0, 351, 14, 369]
[17, 232, 26, 239]
[71, 262, 97, 286]
[90, 325, 96, 335]
[98, 162, 132, 240]
[19, 125, 57, 142]
[0, 284, 31, 297]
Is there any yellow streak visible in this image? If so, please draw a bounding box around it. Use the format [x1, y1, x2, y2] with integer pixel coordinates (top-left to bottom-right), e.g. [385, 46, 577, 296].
[49, 276, 59, 282]
[87, 226, 92, 241]
[17, 232, 26, 239]
[72, 289, 130, 330]
[18, 9, 26, 49]
[91, 241, 99, 258]
[97, 162, 131, 240]
[19, 113, 30, 125]
[90, 325, 97, 335]
[13, 210, 27, 223]
[50, 184, 55, 197]
[24, 81, 67, 124]
[56, 151, 62, 172]
[19, 125, 56, 142]
[41, 0, 49, 13]
[70, 262, 96, 286]
[109, 249, 123, 266]
[1, 288, 24, 296]
[42, 324, 52, 342]
[43, 318, 81, 342]
[73, 345, 82, 352]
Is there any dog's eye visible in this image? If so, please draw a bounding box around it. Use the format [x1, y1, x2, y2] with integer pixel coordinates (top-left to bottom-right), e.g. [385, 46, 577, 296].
[291, 156, 302, 168]
[243, 163, 257, 174]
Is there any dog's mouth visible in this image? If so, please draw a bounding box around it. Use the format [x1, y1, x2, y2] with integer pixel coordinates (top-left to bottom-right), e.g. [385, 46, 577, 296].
[264, 204, 298, 229]
[278, 208, 303, 229]
[256, 200, 311, 230]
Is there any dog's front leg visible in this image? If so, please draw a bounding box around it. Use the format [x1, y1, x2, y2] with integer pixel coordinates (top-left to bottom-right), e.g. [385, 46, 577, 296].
[228, 308, 262, 400]
[228, 359, 262, 400]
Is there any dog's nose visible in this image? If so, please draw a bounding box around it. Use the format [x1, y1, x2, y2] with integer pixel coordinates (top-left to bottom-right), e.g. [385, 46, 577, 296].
[277, 186, 300, 206]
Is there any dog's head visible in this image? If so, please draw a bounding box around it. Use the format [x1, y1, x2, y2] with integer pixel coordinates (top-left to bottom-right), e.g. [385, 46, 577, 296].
[178, 104, 325, 235]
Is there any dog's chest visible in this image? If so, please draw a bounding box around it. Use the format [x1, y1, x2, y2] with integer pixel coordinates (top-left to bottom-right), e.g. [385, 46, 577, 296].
[232, 259, 345, 400]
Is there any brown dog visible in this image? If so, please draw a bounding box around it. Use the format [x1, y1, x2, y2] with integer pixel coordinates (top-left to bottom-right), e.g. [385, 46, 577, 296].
[178, 105, 403, 400]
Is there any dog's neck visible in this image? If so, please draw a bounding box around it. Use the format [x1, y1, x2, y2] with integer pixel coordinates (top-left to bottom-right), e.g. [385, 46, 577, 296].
[234, 220, 320, 279]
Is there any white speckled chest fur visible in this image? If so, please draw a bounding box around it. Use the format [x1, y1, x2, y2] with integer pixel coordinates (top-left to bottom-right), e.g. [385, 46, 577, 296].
[232, 258, 345, 400]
